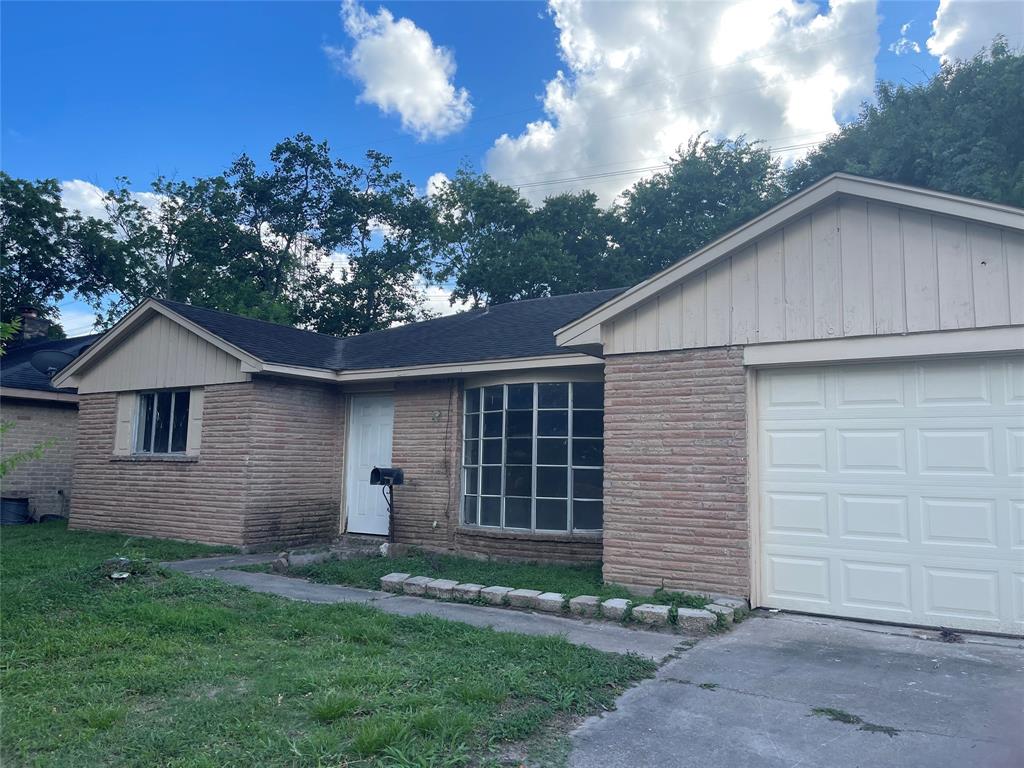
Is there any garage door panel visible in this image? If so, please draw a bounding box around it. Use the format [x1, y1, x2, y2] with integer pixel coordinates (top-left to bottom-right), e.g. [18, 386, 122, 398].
[918, 429, 994, 476]
[762, 369, 826, 410]
[837, 429, 907, 474]
[841, 561, 913, 613]
[920, 497, 998, 547]
[839, 494, 909, 542]
[758, 355, 1023, 634]
[765, 492, 828, 537]
[916, 360, 992, 406]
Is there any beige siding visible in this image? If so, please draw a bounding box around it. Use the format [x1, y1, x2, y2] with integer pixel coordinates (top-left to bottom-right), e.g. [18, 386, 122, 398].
[603, 197, 1024, 354]
[76, 313, 249, 394]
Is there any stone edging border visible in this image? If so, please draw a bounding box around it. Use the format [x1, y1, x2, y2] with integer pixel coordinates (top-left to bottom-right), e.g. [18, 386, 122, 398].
[380, 573, 749, 634]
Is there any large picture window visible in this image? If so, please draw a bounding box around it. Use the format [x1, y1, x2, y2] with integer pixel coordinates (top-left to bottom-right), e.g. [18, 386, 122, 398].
[462, 381, 603, 532]
[134, 389, 190, 454]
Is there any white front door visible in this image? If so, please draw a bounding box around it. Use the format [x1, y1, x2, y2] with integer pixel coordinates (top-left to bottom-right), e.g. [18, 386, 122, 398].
[757, 355, 1023, 634]
[345, 394, 395, 536]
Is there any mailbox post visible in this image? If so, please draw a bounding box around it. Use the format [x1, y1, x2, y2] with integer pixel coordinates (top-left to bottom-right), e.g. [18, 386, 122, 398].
[370, 467, 404, 542]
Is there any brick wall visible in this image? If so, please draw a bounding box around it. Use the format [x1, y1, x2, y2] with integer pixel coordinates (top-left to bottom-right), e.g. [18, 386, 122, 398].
[1, 399, 79, 519]
[454, 528, 602, 563]
[245, 379, 344, 547]
[602, 347, 750, 597]
[390, 379, 462, 550]
[70, 384, 253, 544]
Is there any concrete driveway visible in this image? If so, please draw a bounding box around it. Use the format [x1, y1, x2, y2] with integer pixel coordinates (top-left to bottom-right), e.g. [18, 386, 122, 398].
[570, 613, 1023, 767]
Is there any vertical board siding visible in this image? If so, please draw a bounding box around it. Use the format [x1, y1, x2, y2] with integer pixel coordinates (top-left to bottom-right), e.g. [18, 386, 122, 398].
[602, 197, 1023, 354]
[77, 313, 249, 394]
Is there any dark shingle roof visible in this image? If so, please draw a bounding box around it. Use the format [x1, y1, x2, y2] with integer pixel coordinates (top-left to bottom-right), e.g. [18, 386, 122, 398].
[156, 288, 624, 372]
[1, 334, 102, 394]
[155, 299, 346, 369]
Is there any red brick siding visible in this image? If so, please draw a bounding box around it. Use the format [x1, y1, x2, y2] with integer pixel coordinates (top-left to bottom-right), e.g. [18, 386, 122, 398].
[390, 379, 462, 550]
[454, 529, 601, 563]
[70, 384, 253, 545]
[1, 399, 79, 518]
[244, 379, 345, 548]
[602, 348, 750, 597]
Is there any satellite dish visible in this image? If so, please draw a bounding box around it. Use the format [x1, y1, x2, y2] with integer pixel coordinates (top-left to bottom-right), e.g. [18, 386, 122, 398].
[29, 350, 76, 377]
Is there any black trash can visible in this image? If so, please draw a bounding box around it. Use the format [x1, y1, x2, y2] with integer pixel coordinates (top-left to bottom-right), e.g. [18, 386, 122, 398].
[1, 497, 32, 525]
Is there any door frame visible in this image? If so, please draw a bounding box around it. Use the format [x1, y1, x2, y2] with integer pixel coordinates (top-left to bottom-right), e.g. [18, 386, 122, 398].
[342, 392, 395, 536]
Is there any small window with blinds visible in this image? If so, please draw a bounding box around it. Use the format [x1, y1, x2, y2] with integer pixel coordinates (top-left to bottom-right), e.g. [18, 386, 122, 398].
[134, 389, 191, 454]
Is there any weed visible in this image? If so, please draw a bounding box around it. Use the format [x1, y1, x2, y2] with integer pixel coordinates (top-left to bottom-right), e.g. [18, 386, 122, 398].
[811, 707, 900, 737]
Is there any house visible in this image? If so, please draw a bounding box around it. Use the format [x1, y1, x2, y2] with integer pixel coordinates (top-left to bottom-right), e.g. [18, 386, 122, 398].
[1, 331, 101, 520]
[52, 174, 1024, 634]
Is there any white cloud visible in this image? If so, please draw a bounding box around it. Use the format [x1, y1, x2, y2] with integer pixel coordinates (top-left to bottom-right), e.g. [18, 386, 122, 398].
[416, 277, 472, 318]
[926, 0, 1024, 64]
[485, 0, 880, 204]
[326, 0, 472, 141]
[889, 21, 922, 55]
[56, 299, 99, 336]
[425, 171, 450, 198]
[60, 179, 164, 222]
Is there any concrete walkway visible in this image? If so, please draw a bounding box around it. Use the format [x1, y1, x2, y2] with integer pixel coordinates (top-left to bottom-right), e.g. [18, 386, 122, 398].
[569, 613, 1024, 768]
[165, 555, 683, 661]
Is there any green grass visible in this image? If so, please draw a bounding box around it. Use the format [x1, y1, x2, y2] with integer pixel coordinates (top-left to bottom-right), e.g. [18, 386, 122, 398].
[284, 551, 711, 610]
[1, 522, 655, 766]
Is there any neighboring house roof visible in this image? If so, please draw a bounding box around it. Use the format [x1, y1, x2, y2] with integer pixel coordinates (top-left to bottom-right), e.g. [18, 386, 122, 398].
[554, 173, 1024, 348]
[1, 334, 102, 401]
[154, 290, 625, 371]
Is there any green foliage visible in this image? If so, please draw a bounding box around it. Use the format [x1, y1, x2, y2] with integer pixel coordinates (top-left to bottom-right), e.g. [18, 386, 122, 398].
[281, 550, 709, 608]
[789, 39, 1024, 206]
[0, 422, 54, 479]
[1, 522, 654, 766]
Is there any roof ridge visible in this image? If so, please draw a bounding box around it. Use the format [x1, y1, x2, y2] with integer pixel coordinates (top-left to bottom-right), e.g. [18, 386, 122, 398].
[156, 298, 346, 344]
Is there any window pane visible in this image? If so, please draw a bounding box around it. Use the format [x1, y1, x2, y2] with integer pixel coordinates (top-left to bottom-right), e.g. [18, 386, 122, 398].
[573, 500, 603, 530]
[465, 388, 481, 414]
[537, 466, 568, 498]
[505, 438, 532, 465]
[505, 497, 531, 529]
[463, 496, 478, 525]
[504, 465, 532, 497]
[464, 413, 480, 439]
[536, 499, 567, 531]
[538, 382, 568, 409]
[483, 412, 503, 437]
[537, 438, 567, 465]
[153, 391, 173, 453]
[572, 439, 603, 467]
[538, 410, 568, 437]
[572, 410, 603, 438]
[483, 385, 504, 411]
[573, 468, 603, 499]
[463, 440, 479, 465]
[505, 410, 532, 438]
[573, 381, 603, 409]
[482, 438, 502, 465]
[463, 467, 478, 494]
[170, 391, 190, 453]
[136, 393, 155, 452]
[481, 466, 502, 495]
[480, 497, 501, 526]
[507, 383, 533, 410]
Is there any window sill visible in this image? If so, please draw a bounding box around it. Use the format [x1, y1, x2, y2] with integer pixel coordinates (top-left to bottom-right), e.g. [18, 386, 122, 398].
[110, 454, 199, 463]
[456, 526, 601, 543]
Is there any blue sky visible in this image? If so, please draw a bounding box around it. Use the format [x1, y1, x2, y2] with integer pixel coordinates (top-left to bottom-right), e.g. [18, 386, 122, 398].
[3, 0, 1020, 334]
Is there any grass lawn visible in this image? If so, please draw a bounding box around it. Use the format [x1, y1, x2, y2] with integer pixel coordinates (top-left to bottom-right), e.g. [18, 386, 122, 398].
[283, 552, 710, 610]
[1, 522, 655, 767]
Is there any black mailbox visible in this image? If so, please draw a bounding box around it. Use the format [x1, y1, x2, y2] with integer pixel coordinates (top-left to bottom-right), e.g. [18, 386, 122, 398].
[370, 467, 404, 486]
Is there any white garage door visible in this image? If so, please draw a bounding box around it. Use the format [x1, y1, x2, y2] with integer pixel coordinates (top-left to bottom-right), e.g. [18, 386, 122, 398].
[757, 355, 1024, 634]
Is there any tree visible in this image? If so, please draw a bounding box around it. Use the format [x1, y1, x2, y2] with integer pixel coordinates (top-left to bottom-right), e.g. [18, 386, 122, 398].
[0, 174, 81, 327]
[788, 39, 1024, 206]
[428, 170, 628, 305]
[615, 135, 786, 277]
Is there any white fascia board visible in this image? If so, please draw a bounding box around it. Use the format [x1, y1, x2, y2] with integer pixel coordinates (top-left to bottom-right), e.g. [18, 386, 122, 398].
[555, 174, 1024, 347]
[742, 325, 1024, 367]
[331, 353, 602, 384]
[0, 387, 79, 404]
[51, 299, 263, 387]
